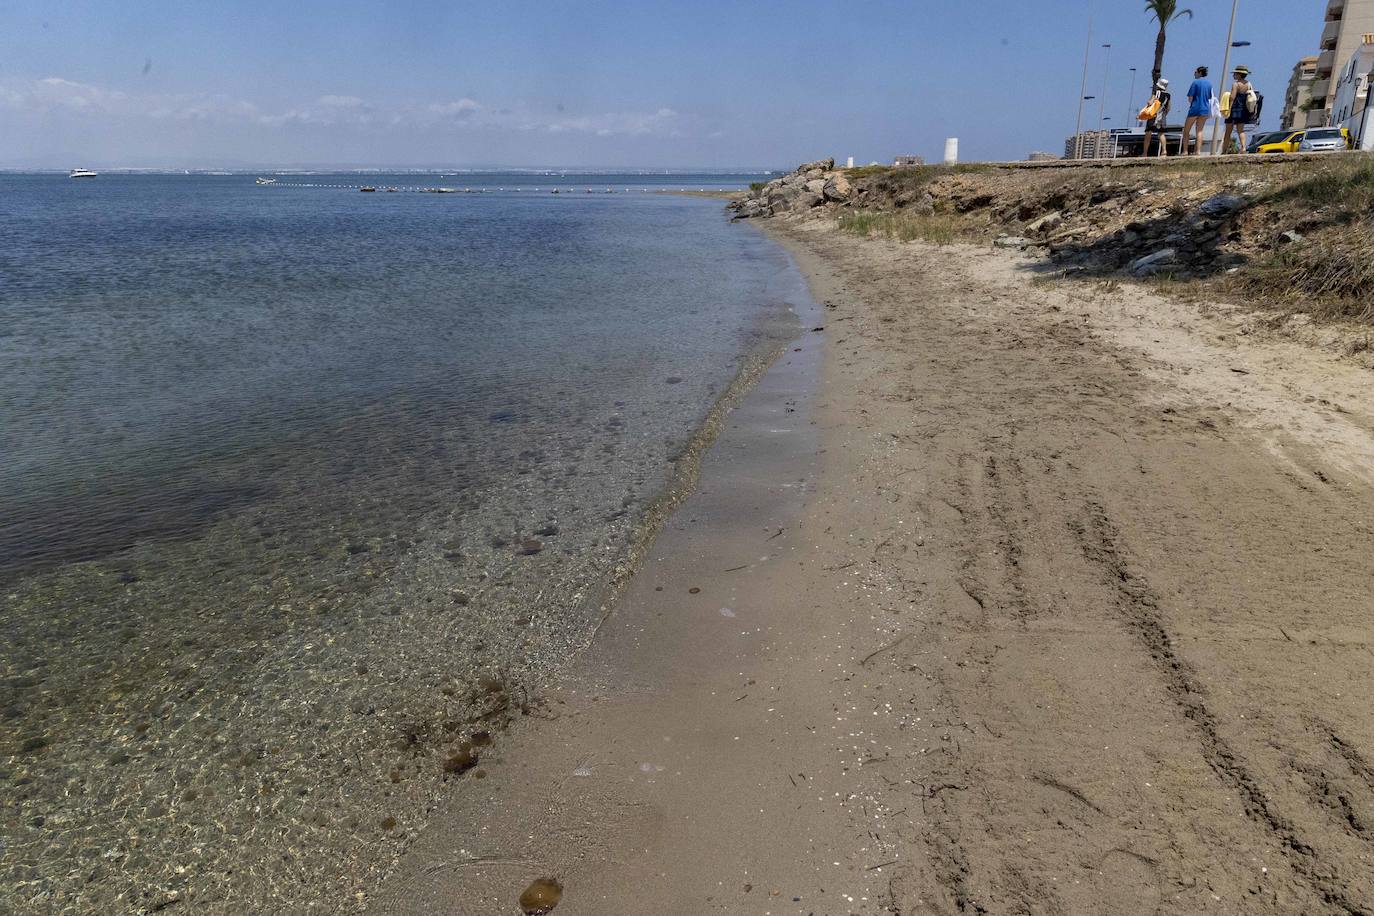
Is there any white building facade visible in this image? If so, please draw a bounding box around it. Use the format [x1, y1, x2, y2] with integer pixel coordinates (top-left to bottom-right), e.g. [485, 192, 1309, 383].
[1333, 39, 1374, 146]
[1312, 0, 1374, 126]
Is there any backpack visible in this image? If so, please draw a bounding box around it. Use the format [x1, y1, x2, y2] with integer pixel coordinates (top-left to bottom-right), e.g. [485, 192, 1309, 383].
[1247, 90, 1264, 124]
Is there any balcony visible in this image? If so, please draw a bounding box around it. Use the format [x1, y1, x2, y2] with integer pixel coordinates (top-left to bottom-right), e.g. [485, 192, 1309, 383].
[1312, 78, 1331, 100]
[1317, 48, 1337, 77]
[1322, 19, 1341, 49]
[1328, 0, 1345, 19]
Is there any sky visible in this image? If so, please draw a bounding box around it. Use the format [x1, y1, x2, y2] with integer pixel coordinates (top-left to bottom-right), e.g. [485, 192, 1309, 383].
[0, 1, 1327, 170]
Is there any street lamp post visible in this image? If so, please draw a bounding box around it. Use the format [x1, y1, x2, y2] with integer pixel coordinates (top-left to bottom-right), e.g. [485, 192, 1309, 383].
[1097, 44, 1113, 157]
[1074, 4, 1097, 159]
[1210, 0, 1241, 155]
[1127, 67, 1138, 123]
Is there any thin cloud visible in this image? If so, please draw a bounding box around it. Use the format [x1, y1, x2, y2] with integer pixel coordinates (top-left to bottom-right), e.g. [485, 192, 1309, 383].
[3, 77, 259, 122]
[318, 94, 368, 109]
[0, 76, 693, 139]
[543, 107, 681, 137]
[427, 98, 482, 118]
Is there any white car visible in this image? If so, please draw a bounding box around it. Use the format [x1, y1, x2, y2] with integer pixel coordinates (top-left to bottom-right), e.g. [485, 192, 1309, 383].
[1298, 128, 1349, 153]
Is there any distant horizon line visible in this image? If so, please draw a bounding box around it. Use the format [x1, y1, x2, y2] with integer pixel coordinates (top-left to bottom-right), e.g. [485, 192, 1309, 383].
[1, 165, 785, 175]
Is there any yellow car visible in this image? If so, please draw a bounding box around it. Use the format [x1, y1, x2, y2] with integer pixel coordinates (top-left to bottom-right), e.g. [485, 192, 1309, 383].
[1254, 130, 1304, 153]
[1252, 127, 1353, 154]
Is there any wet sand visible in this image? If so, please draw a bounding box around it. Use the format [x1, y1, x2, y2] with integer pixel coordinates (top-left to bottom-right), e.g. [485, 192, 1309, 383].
[373, 222, 1374, 914]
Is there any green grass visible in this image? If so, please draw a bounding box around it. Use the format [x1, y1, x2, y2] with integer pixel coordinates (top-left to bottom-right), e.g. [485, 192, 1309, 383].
[837, 211, 963, 245]
[842, 165, 893, 179]
[748, 180, 767, 192]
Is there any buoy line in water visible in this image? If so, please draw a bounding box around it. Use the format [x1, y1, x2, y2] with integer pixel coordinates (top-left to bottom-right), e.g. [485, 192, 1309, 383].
[258, 183, 737, 194]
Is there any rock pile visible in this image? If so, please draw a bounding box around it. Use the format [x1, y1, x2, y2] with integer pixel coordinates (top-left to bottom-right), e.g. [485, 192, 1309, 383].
[733, 155, 1329, 283]
[729, 158, 852, 220]
[1044, 190, 1257, 277]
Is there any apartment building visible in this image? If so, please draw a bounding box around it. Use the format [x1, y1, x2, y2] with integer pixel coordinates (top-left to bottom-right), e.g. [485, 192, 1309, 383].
[1063, 130, 1117, 159]
[1281, 56, 1319, 130]
[1311, 0, 1374, 126]
[1333, 39, 1374, 144]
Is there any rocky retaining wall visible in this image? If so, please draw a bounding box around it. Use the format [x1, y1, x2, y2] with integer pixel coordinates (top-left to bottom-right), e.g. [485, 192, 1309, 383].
[733, 157, 1331, 284]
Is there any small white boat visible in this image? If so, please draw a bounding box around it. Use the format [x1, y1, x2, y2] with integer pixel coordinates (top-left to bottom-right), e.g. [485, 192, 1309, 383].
[69, 168, 98, 179]
[255, 177, 277, 185]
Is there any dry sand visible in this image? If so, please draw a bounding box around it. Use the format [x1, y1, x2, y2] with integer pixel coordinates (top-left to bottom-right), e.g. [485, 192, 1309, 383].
[372, 223, 1374, 915]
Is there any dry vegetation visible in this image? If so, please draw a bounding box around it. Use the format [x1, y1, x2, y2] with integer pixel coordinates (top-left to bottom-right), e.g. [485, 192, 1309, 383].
[1232, 159, 1374, 321]
[1233, 235, 1374, 322]
[833, 156, 1374, 325]
[838, 210, 964, 245]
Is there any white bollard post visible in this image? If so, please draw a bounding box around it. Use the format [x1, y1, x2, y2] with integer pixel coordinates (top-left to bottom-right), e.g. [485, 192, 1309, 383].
[944, 138, 959, 165]
[846, 156, 855, 168]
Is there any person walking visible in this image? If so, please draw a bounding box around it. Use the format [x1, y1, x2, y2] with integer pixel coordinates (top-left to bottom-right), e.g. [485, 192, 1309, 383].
[1141, 78, 1173, 157]
[1222, 66, 1255, 155]
[1184, 66, 1214, 155]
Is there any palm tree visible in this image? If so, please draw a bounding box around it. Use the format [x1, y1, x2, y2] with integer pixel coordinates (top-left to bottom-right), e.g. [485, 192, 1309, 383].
[1145, 0, 1194, 86]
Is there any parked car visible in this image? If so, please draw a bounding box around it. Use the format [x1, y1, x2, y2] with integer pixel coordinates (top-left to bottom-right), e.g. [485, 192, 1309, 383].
[1298, 127, 1352, 152]
[1246, 131, 1288, 153]
[1255, 127, 1353, 154]
[1255, 130, 1306, 153]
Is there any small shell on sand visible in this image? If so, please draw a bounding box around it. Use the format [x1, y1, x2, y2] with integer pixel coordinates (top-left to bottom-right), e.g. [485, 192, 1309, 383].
[519, 877, 563, 913]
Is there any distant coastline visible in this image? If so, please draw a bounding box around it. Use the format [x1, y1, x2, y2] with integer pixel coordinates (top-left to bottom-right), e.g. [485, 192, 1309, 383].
[0, 166, 786, 176]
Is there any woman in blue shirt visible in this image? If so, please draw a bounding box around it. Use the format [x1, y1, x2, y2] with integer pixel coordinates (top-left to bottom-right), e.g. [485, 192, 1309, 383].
[1184, 66, 1214, 156]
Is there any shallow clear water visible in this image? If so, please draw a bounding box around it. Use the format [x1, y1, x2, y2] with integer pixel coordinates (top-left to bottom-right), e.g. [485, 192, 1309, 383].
[1, 172, 774, 572]
[0, 172, 809, 911]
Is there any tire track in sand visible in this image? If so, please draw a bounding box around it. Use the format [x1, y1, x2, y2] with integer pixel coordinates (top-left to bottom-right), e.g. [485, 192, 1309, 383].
[1073, 498, 1371, 916]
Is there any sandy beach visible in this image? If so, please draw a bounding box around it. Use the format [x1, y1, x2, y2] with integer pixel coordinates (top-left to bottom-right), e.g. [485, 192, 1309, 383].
[373, 218, 1374, 915]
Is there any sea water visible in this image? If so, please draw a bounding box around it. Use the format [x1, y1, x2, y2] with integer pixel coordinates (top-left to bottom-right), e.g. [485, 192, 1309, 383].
[0, 171, 808, 911]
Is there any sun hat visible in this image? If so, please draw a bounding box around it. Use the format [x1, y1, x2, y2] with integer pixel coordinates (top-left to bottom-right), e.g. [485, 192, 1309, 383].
[1233, 65, 1250, 76]
[1156, 78, 1169, 89]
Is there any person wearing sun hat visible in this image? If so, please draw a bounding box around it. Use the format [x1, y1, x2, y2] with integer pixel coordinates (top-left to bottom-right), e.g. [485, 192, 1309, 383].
[1141, 78, 1173, 158]
[1222, 65, 1255, 154]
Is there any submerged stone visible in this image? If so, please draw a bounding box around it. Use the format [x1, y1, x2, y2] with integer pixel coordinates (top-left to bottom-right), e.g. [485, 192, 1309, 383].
[442, 744, 479, 776]
[519, 877, 563, 914]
